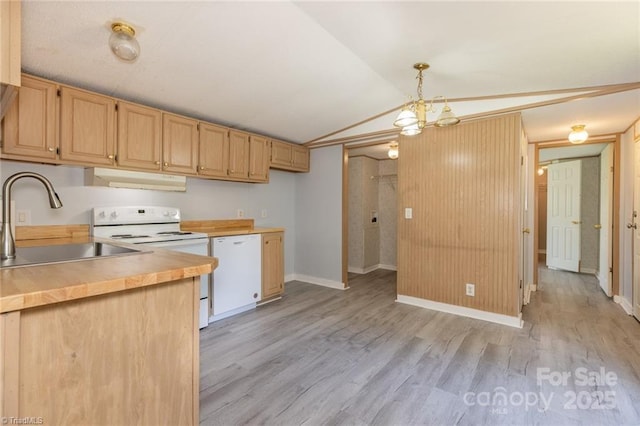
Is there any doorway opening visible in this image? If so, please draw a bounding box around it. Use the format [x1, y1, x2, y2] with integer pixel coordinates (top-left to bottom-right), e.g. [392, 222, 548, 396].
[534, 140, 617, 298]
[342, 143, 398, 289]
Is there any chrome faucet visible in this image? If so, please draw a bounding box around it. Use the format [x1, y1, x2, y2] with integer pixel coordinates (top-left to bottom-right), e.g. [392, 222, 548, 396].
[1, 172, 63, 259]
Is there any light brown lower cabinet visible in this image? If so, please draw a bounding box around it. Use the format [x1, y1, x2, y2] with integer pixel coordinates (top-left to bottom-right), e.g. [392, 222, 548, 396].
[0, 278, 200, 425]
[262, 232, 284, 300]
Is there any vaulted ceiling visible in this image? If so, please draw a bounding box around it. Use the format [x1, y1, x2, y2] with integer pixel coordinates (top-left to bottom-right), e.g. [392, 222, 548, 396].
[21, 1, 640, 151]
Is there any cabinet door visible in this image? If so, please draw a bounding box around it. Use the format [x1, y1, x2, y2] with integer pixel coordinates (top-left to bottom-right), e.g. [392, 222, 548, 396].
[0, 0, 20, 86]
[117, 101, 162, 171]
[262, 232, 284, 299]
[270, 140, 292, 168]
[198, 122, 229, 178]
[162, 113, 198, 175]
[2, 75, 57, 161]
[60, 86, 116, 166]
[228, 130, 249, 179]
[248, 135, 270, 182]
[291, 144, 310, 172]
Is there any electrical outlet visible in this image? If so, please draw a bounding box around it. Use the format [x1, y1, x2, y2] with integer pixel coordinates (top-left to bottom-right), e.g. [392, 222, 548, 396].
[261, 209, 268, 218]
[404, 207, 413, 219]
[237, 209, 245, 218]
[17, 209, 31, 225]
[466, 283, 475, 297]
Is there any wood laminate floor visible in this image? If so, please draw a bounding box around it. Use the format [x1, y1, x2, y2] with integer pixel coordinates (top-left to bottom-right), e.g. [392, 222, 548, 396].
[199, 268, 640, 425]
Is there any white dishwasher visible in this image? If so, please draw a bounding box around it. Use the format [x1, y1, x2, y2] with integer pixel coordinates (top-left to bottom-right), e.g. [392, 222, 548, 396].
[211, 234, 262, 322]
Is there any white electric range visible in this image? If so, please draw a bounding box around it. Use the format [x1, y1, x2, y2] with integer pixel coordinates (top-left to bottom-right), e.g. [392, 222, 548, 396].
[92, 206, 210, 329]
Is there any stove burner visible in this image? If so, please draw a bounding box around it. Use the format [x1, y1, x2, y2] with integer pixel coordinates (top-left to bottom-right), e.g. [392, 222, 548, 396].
[110, 234, 151, 239]
[157, 231, 193, 236]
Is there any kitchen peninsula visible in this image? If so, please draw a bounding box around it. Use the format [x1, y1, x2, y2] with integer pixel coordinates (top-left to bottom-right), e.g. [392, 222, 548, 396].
[0, 225, 217, 425]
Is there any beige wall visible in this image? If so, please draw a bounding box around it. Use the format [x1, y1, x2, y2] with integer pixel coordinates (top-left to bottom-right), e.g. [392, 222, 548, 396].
[378, 159, 397, 267]
[397, 113, 521, 317]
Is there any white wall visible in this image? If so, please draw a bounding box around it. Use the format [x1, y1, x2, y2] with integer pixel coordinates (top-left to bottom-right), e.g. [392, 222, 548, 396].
[0, 159, 298, 276]
[619, 129, 634, 306]
[294, 145, 343, 286]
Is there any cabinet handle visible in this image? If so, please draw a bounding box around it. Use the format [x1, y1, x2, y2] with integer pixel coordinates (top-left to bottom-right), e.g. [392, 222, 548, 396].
[155, 161, 160, 165]
[199, 166, 205, 171]
[48, 147, 55, 152]
[107, 154, 114, 160]
[163, 162, 169, 167]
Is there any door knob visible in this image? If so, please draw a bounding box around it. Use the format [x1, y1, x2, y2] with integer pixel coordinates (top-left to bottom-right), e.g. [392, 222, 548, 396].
[522, 228, 530, 234]
[628, 223, 638, 229]
[571, 220, 582, 225]
[594, 224, 602, 229]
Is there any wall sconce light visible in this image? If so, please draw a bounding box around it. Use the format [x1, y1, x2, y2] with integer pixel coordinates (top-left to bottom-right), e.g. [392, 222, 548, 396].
[109, 22, 140, 62]
[388, 142, 399, 159]
[568, 124, 588, 144]
[393, 63, 460, 136]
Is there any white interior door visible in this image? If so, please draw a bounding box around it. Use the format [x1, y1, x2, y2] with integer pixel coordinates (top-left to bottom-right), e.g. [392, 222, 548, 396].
[633, 140, 640, 320]
[547, 160, 582, 272]
[598, 144, 614, 296]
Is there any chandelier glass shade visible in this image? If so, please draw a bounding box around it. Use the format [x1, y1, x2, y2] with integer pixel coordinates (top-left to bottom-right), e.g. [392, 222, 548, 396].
[393, 63, 460, 136]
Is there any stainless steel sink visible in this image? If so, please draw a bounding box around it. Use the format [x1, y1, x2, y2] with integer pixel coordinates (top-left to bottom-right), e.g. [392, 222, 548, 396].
[0, 242, 149, 269]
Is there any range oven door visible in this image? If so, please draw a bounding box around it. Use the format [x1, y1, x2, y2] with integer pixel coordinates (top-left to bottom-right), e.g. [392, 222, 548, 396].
[139, 239, 210, 329]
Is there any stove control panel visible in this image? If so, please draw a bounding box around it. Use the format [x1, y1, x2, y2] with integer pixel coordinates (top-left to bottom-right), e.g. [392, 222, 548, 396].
[93, 206, 181, 226]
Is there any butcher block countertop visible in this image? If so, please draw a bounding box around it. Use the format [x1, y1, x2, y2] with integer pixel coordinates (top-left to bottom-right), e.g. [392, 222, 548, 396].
[0, 225, 217, 314]
[181, 218, 284, 237]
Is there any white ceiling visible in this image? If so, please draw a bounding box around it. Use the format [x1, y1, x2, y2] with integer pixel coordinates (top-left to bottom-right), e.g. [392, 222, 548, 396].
[539, 143, 608, 163]
[21, 1, 640, 152]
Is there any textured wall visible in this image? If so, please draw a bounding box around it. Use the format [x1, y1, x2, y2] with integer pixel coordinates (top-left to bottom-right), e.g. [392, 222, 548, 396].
[397, 113, 521, 317]
[348, 156, 379, 272]
[581, 157, 601, 272]
[378, 159, 397, 267]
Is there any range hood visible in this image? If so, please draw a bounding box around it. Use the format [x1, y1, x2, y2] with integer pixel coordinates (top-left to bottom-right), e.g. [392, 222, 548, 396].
[85, 168, 187, 192]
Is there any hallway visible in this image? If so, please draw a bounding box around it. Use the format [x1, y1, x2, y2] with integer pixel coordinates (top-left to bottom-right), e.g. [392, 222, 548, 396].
[199, 268, 640, 425]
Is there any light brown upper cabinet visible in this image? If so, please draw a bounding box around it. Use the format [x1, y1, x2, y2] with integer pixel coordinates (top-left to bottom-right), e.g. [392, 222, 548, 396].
[2, 75, 58, 161]
[262, 232, 284, 300]
[59, 86, 116, 166]
[0, 0, 20, 87]
[270, 140, 292, 168]
[248, 135, 270, 182]
[291, 144, 310, 171]
[162, 113, 198, 175]
[228, 130, 250, 179]
[270, 139, 309, 172]
[198, 122, 229, 178]
[117, 101, 162, 171]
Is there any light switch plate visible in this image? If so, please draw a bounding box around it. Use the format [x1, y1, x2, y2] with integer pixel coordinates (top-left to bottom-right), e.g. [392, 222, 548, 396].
[404, 207, 413, 219]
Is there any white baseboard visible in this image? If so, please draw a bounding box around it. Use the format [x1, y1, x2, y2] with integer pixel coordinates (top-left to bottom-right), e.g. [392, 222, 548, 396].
[613, 295, 633, 315]
[348, 265, 378, 274]
[348, 264, 397, 274]
[288, 274, 348, 290]
[285, 273, 296, 283]
[396, 295, 523, 328]
[580, 267, 597, 275]
[378, 264, 397, 271]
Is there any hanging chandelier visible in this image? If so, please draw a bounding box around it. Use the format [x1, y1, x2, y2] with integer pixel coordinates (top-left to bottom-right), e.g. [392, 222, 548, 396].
[393, 63, 460, 136]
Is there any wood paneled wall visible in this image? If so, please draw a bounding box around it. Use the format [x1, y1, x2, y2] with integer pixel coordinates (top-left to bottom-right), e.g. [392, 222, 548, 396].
[397, 113, 522, 317]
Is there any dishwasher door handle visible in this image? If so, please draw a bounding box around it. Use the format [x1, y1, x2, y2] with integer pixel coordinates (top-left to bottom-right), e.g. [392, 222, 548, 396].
[233, 241, 245, 245]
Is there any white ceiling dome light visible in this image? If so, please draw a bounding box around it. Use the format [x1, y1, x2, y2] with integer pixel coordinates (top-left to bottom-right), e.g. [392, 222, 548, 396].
[568, 124, 588, 144]
[109, 22, 140, 62]
[388, 142, 399, 159]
